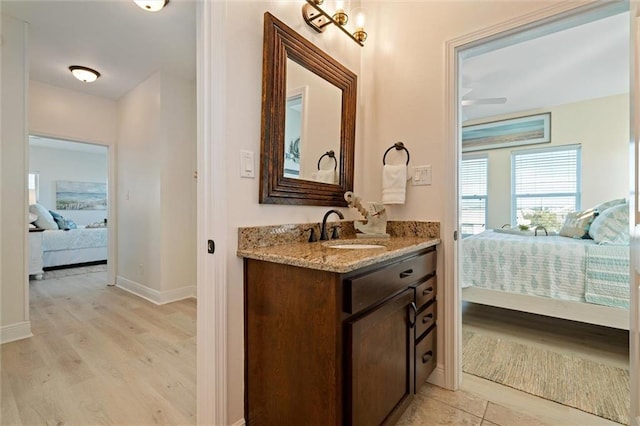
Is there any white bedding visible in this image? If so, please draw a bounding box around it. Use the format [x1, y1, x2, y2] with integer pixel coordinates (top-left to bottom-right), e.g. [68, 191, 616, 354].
[462, 230, 629, 308]
[41, 226, 108, 268]
[42, 226, 107, 251]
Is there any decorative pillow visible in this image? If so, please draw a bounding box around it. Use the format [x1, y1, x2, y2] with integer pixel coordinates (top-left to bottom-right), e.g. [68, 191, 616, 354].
[588, 203, 629, 244]
[28, 204, 58, 230]
[559, 208, 597, 239]
[49, 210, 77, 230]
[593, 198, 626, 214]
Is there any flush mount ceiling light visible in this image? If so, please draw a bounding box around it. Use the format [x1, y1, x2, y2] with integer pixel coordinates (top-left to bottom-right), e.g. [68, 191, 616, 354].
[69, 66, 101, 83]
[134, 0, 168, 12]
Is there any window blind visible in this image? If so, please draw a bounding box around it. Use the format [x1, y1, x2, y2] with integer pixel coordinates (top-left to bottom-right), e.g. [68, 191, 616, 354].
[512, 145, 581, 230]
[461, 155, 488, 236]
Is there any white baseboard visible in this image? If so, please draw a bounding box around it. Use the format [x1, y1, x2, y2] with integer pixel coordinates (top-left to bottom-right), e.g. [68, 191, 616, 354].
[1, 321, 33, 344]
[230, 419, 246, 426]
[427, 365, 445, 388]
[116, 276, 196, 305]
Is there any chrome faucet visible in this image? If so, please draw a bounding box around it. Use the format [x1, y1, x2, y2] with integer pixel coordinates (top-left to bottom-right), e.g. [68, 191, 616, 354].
[320, 209, 344, 241]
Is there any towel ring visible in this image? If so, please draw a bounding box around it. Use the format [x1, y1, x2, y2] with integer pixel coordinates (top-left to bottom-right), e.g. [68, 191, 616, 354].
[317, 150, 338, 171]
[382, 142, 410, 165]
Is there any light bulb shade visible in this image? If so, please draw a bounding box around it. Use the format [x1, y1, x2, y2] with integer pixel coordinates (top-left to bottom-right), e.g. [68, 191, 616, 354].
[134, 0, 168, 12]
[69, 66, 100, 83]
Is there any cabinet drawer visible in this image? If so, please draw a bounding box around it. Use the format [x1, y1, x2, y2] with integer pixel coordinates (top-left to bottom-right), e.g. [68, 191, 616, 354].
[345, 249, 435, 314]
[415, 327, 437, 390]
[414, 275, 436, 310]
[415, 302, 436, 339]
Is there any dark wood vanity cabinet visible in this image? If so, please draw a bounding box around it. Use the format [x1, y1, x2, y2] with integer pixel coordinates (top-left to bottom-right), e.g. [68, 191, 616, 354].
[410, 251, 438, 390]
[244, 246, 437, 426]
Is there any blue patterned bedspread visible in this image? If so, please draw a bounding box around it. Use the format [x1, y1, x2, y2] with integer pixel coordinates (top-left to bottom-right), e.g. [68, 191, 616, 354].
[462, 230, 629, 308]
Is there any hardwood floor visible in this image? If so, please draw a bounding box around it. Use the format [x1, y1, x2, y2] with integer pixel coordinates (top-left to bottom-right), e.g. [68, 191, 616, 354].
[1, 270, 196, 426]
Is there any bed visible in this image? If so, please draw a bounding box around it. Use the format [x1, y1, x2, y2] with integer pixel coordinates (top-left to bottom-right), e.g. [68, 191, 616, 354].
[41, 225, 108, 268]
[461, 229, 630, 329]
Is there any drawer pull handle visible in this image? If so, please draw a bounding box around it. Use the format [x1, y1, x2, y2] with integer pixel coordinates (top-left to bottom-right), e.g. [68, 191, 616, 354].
[422, 287, 434, 296]
[409, 302, 417, 328]
[422, 313, 434, 324]
[400, 269, 414, 278]
[422, 351, 433, 364]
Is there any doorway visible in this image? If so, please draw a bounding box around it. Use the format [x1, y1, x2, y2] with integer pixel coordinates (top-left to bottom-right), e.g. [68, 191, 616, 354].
[446, 2, 635, 424]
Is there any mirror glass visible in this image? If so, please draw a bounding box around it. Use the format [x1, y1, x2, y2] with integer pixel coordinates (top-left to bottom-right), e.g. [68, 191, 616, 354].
[284, 59, 342, 184]
[260, 12, 356, 206]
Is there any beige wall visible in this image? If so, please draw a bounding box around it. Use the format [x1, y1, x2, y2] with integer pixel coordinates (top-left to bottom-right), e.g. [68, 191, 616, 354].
[222, 1, 573, 422]
[464, 94, 629, 229]
[29, 80, 118, 146]
[0, 14, 29, 338]
[222, 1, 364, 420]
[117, 71, 196, 295]
[159, 73, 197, 293]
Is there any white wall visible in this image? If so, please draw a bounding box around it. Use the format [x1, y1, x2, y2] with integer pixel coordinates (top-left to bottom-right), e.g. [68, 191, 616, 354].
[0, 14, 30, 341]
[29, 145, 108, 225]
[464, 94, 629, 229]
[117, 71, 196, 298]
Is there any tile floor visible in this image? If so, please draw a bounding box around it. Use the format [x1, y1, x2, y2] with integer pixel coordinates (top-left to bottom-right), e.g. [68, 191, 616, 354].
[399, 377, 622, 425]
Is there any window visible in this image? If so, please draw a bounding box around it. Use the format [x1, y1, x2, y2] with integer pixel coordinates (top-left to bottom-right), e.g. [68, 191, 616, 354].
[28, 172, 39, 205]
[512, 144, 581, 232]
[461, 154, 488, 236]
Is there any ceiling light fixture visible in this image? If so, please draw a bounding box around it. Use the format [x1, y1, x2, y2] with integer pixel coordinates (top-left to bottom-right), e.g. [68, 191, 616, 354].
[302, 0, 367, 46]
[69, 66, 101, 83]
[134, 0, 168, 12]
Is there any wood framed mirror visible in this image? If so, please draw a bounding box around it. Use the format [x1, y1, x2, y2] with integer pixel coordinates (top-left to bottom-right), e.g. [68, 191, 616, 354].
[260, 12, 357, 206]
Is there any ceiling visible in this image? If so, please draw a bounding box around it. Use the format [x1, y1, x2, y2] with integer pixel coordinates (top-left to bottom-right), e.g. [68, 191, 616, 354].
[1, 2, 628, 124]
[461, 11, 629, 121]
[2, 0, 196, 100]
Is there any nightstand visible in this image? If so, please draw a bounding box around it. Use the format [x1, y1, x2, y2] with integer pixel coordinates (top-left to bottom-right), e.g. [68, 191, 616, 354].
[28, 229, 44, 280]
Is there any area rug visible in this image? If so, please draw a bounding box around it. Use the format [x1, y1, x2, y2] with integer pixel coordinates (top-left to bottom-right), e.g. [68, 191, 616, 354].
[41, 264, 107, 280]
[462, 329, 629, 424]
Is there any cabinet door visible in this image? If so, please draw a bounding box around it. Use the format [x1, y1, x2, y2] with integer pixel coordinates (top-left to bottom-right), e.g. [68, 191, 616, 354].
[346, 289, 415, 426]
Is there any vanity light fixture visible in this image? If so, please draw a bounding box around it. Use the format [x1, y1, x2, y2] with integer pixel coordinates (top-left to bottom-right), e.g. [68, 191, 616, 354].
[69, 65, 101, 83]
[302, 0, 366, 46]
[134, 0, 168, 12]
[353, 11, 367, 43]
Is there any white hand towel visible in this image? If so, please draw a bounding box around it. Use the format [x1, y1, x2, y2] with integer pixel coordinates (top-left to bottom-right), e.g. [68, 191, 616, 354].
[316, 169, 337, 184]
[382, 164, 407, 204]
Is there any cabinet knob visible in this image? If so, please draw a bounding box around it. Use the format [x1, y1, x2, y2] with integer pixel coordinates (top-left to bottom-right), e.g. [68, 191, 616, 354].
[422, 287, 433, 296]
[422, 313, 434, 324]
[422, 351, 433, 364]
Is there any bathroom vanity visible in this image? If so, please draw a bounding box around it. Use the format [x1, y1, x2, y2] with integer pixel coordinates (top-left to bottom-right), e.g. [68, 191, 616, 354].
[238, 222, 439, 425]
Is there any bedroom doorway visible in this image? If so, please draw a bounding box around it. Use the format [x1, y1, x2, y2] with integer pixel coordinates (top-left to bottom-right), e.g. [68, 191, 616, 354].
[28, 135, 110, 281]
[453, 3, 633, 424]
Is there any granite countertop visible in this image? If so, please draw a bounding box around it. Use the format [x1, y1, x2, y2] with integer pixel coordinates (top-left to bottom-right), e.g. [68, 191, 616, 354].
[237, 236, 440, 274]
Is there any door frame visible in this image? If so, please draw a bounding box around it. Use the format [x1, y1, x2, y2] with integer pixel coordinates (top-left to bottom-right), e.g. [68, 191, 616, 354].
[196, 1, 229, 424]
[443, 2, 635, 412]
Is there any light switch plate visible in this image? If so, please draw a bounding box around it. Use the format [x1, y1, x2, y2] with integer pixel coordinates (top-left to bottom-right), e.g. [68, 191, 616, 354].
[240, 150, 255, 178]
[412, 165, 432, 186]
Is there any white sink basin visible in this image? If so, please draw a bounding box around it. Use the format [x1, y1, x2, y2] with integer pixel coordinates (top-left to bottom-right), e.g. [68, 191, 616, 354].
[328, 243, 385, 249]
